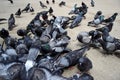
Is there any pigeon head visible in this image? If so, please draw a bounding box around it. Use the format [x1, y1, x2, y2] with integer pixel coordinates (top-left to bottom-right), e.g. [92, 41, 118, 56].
[28, 3, 30, 6]
[79, 73, 94, 80]
[97, 11, 102, 15]
[35, 28, 43, 37]
[18, 8, 21, 11]
[11, 14, 14, 17]
[82, 2, 85, 6]
[114, 13, 118, 16]
[40, 1, 42, 3]
[89, 30, 95, 36]
[75, 4, 77, 7]
[0, 28, 9, 39]
[17, 29, 27, 37]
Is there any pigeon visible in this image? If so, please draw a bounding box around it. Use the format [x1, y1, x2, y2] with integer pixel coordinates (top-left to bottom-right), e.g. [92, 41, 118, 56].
[30, 7, 34, 12]
[42, 12, 48, 21]
[77, 57, 93, 72]
[89, 30, 101, 40]
[81, 2, 88, 10]
[33, 15, 41, 27]
[0, 18, 7, 22]
[94, 11, 102, 19]
[91, 0, 95, 7]
[88, 11, 104, 26]
[0, 28, 9, 39]
[70, 12, 83, 28]
[8, 14, 15, 31]
[96, 23, 113, 32]
[97, 28, 119, 53]
[68, 4, 78, 15]
[15, 8, 21, 17]
[59, 1, 66, 7]
[88, 15, 104, 26]
[0, 62, 22, 80]
[48, 7, 53, 15]
[102, 28, 115, 43]
[54, 45, 90, 71]
[81, 2, 88, 18]
[71, 73, 94, 80]
[17, 29, 27, 37]
[46, 0, 49, 4]
[77, 31, 91, 44]
[52, 0, 55, 4]
[98, 39, 117, 54]
[79, 73, 94, 80]
[22, 3, 30, 12]
[20, 66, 68, 80]
[39, 1, 47, 8]
[103, 13, 118, 23]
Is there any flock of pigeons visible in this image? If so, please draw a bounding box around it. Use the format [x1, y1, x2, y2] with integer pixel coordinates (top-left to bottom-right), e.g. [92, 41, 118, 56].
[0, 0, 119, 80]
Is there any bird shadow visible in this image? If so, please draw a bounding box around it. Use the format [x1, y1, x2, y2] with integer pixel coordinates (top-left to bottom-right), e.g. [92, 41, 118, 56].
[98, 49, 120, 58]
[0, 22, 7, 24]
[114, 52, 120, 58]
[9, 24, 18, 31]
[15, 16, 24, 18]
[97, 49, 114, 57]
[31, 13, 35, 15]
[15, 24, 18, 27]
